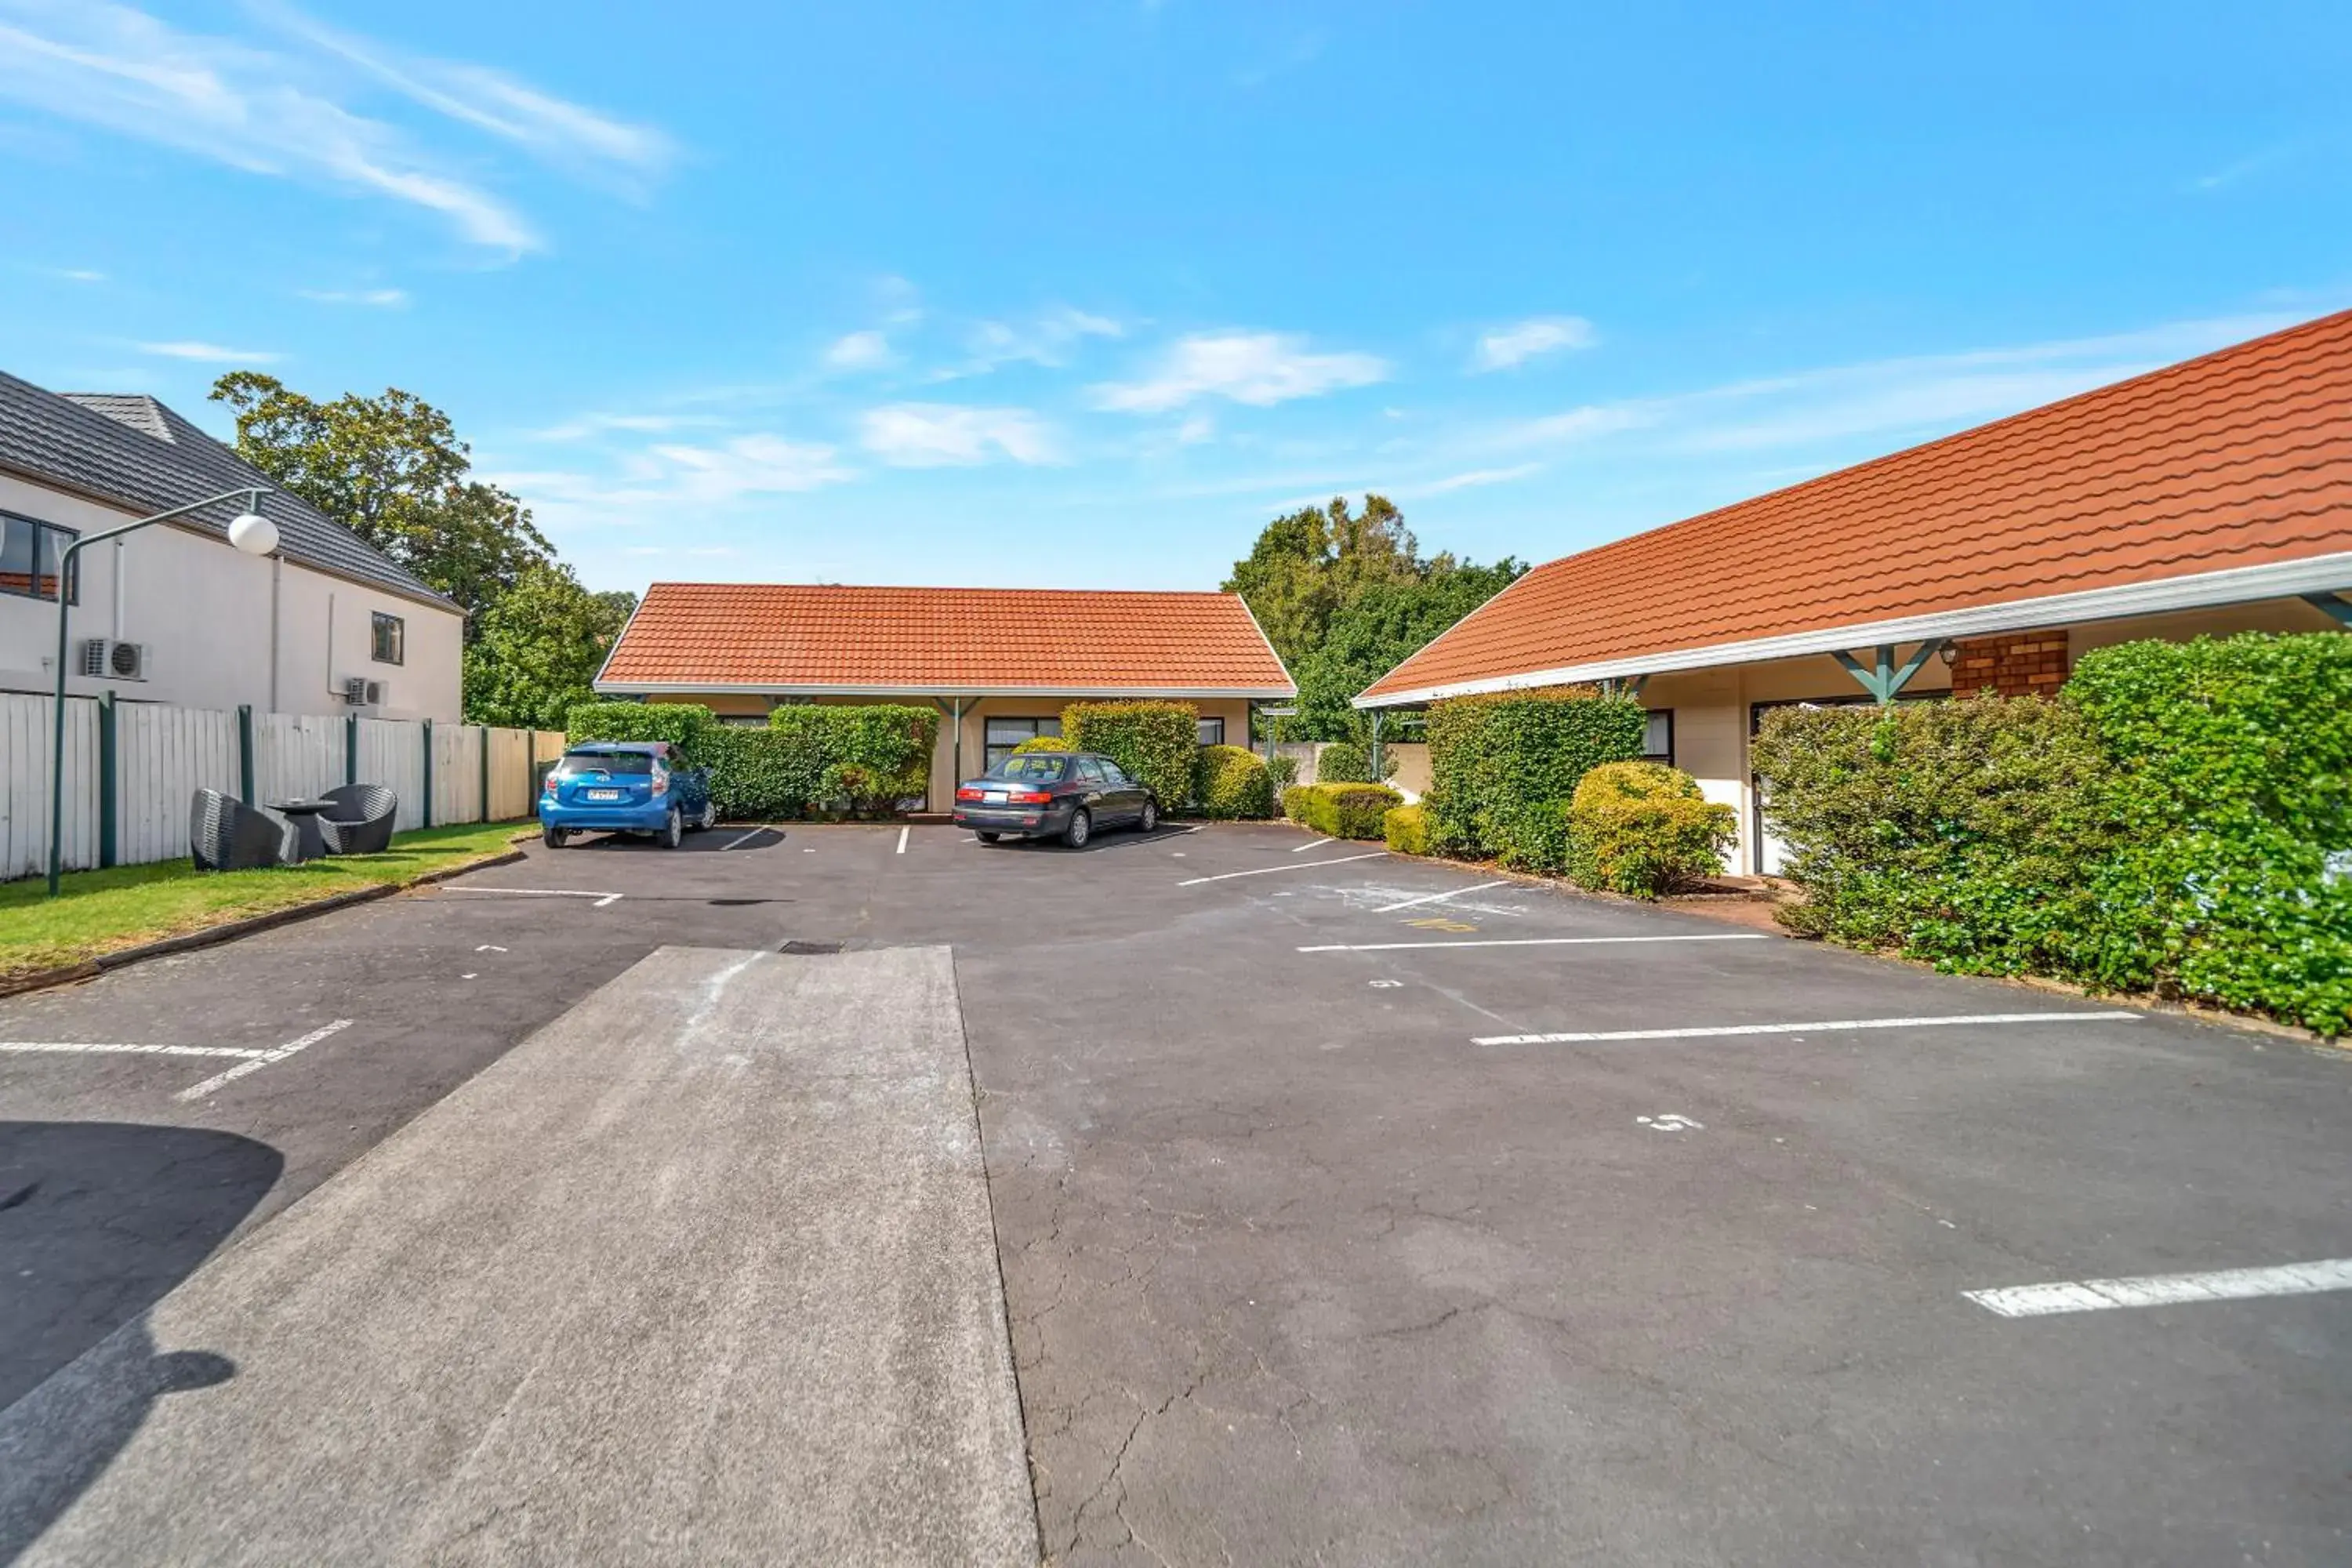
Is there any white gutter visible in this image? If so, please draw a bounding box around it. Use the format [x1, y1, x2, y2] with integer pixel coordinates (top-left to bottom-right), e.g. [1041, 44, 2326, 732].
[1354, 551, 2352, 708]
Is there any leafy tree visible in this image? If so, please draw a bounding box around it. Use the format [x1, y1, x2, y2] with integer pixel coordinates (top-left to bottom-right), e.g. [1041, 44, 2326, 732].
[211, 372, 550, 631]
[462, 565, 637, 728]
[1291, 560, 1523, 740]
[1223, 494, 1424, 673]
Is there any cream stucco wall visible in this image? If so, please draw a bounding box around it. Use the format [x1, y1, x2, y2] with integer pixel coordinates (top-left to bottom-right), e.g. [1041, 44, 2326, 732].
[0, 472, 463, 720]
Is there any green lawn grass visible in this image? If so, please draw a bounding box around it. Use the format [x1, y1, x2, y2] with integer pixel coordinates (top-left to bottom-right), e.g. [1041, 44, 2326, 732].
[0, 821, 529, 979]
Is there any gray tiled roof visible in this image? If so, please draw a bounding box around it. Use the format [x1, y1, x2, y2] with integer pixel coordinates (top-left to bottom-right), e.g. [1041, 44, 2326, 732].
[0, 371, 458, 610]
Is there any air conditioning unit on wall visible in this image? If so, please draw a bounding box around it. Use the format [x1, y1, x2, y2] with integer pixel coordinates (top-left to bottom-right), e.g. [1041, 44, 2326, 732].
[341, 676, 388, 707]
[79, 638, 148, 681]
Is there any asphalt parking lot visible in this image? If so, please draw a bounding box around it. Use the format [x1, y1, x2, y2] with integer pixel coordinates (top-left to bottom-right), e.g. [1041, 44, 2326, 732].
[3, 819, 2348, 1565]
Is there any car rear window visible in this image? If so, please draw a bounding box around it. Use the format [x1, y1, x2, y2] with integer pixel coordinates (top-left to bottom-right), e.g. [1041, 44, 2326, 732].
[988, 755, 1068, 782]
[557, 751, 655, 777]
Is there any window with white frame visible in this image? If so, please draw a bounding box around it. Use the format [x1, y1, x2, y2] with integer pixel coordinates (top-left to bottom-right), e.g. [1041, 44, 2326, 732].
[1197, 716, 1226, 746]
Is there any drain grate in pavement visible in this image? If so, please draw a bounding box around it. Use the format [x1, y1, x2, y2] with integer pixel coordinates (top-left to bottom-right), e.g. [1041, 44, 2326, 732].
[778, 940, 844, 955]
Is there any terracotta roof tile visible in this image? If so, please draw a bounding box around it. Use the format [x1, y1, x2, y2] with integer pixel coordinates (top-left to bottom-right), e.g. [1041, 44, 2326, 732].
[598, 583, 1294, 695]
[1362, 309, 2352, 702]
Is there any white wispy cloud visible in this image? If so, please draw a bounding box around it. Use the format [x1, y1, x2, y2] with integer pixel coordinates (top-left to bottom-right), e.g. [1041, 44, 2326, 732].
[824, 330, 895, 371]
[1422, 463, 1543, 493]
[861, 404, 1063, 466]
[1091, 331, 1388, 412]
[943, 307, 1123, 377]
[52, 267, 106, 282]
[484, 432, 851, 539]
[255, 0, 673, 187]
[0, 0, 670, 253]
[1472, 315, 1597, 372]
[642, 434, 852, 499]
[299, 285, 407, 307]
[525, 411, 727, 442]
[137, 339, 282, 363]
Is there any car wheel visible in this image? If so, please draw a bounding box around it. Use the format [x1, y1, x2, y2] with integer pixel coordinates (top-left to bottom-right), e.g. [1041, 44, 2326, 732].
[697, 797, 717, 830]
[660, 807, 683, 849]
[1063, 808, 1092, 849]
[976, 831, 1002, 844]
[1138, 798, 1160, 833]
[543, 823, 568, 849]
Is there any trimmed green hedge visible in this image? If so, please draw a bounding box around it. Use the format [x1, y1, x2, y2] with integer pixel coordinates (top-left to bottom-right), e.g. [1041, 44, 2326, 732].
[1063, 700, 1199, 808]
[1425, 689, 1646, 867]
[568, 700, 937, 821]
[1752, 633, 2352, 1035]
[1316, 740, 1374, 783]
[1565, 761, 1737, 898]
[1383, 803, 1430, 855]
[1284, 782, 1403, 839]
[1193, 745, 1275, 819]
[2068, 634, 2351, 1032]
[1009, 734, 1065, 757]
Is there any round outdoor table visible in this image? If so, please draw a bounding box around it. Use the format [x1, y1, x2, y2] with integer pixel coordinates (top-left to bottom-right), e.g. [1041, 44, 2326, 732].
[270, 799, 334, 863]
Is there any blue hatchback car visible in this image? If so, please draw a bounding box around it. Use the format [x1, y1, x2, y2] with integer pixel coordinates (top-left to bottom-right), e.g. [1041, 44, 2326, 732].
[539, 741, 715, 849]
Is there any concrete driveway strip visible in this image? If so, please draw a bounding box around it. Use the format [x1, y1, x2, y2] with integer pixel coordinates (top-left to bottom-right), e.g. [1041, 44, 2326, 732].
[0, 944, 1036, 1568]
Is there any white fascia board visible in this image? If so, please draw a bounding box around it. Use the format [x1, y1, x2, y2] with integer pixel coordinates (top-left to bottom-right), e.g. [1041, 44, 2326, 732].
[1353, 551, 2352, 708]
[593, 681, 1299, 699]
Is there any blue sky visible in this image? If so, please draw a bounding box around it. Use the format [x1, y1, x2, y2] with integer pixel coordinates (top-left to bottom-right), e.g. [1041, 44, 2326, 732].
[2, 1, 2345, 596]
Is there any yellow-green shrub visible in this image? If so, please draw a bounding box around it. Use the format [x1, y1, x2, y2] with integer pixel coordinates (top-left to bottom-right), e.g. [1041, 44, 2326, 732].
[1383, 803, 1430, 855]
[1565, 761, 1736, 898]
[1193, 745, 1274, 818]
[1285, 782, 1403, 839]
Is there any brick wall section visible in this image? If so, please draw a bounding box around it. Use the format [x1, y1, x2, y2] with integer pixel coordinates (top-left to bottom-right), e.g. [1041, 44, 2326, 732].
[1950, 630, 2070, 698]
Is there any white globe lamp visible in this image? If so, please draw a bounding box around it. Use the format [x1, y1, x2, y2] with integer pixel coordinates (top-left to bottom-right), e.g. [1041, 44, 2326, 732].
[227, 510, 280, 557]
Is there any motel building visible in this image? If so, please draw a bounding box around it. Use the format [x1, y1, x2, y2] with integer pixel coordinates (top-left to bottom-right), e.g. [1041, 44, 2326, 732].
[593, 582, 1296, 808]
[1355, 308, 2352, 876]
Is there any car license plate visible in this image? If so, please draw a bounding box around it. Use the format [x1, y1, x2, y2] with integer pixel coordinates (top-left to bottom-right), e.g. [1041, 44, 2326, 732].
[586, 788, 622, 800]
[984, 790, 1007, 804]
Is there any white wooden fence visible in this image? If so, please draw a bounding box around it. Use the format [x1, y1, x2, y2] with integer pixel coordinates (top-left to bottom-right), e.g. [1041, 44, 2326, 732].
[0, 691, 563, 880]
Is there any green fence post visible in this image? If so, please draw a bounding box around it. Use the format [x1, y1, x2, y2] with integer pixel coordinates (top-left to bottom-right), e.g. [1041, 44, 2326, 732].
[478, 726, 491, 822]
[97, 691, 118, 869]
[237, 704, 255, 804]
[421, 719, 434, 829]
[346, 712, 359, 786]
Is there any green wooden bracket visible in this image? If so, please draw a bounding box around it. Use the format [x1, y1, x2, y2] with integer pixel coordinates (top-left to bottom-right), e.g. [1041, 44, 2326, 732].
[1832, 642, 1936, 704]
[96, 691, 117, 869]
[237, 704, 256, 804]
[420, 718, 434, 829]
[2304, 592, 2352, 628]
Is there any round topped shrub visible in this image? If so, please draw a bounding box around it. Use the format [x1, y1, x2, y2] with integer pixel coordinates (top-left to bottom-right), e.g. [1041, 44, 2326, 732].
[1565, 760, 1736, 898]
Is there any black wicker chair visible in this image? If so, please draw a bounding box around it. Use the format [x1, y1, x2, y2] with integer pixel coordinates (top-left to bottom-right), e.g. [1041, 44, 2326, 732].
[190, 789, 289, 872]
[317, 783, 398, 855]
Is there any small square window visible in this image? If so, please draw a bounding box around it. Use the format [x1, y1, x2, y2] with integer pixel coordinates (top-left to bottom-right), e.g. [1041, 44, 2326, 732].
[372, 612, 405, 665]
[1196, 717, 1226, 746]
[2, 513, 78, 604]
[1642, 710, 1674, 766]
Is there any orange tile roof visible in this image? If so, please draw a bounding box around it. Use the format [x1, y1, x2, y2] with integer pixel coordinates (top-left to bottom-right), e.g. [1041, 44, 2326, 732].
[597, 583, 1294, 695]
[1361, 309, 2352, 704]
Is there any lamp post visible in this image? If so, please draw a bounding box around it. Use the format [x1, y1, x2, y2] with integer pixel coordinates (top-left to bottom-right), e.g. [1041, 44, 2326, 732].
[47, 486, 278, 895]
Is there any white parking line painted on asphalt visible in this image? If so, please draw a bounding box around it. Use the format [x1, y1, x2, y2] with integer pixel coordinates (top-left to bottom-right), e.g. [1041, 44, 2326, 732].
[722, 827, 769, 851]
[442, 887, 624, 908]
[1301, 933, 1770, 953]
[895, 826, 910, 855]
[1370, 880, 1509, 914]
[1473, 1010, 2138, 1046]
[176, 1018, 354, 1102]
[1290, 838, 1334, 853]
[1178, 851, 1388, 887]
[1965, 1258, 2352, 1317]
[0, 1041, 270, 1060]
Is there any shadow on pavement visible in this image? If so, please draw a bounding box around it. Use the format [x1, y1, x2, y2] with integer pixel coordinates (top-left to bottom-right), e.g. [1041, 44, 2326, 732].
[0, 1121, 278, 1561]
[559, 826, 788, 853]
